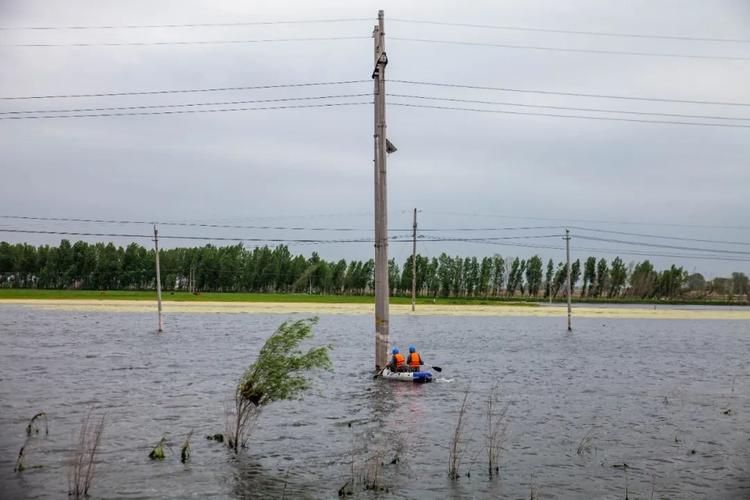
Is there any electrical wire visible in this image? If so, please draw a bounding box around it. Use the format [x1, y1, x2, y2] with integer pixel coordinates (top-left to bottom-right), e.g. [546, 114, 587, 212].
[0, 215, 377, 232]
[389, 101, 750, 129]
[430, 210, 750, 231]
[459, 239, 750, 262]
[389, 80, 750, 107]
[570, 226, 750, 246]
[0, 215, 565, 233]
[575, 235, 750, 255]
[389, 18, 750, 45]
[390, 36, 750, 62]
[0, 93, 372, 115]
[0, 101, 371, 120]
[387, 94, 750, 122]
[4, 35, 369, 48]
[0, 227, 403, 244]
[0, 80, 370, 101]
[0, 17, 373, 31]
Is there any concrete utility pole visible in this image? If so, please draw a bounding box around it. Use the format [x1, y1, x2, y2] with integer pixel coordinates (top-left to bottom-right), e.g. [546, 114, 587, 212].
[565, 228, 572, 332]
[411, 208, 418, 312]
[373, 10, 389, 370]
[153, 225, 164, 333]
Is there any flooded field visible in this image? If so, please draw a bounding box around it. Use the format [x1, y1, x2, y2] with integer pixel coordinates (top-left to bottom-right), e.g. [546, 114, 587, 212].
[0, 305, 748, 499]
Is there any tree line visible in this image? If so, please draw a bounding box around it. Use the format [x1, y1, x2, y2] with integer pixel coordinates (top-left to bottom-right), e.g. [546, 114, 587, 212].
[0, 240, 748, 301]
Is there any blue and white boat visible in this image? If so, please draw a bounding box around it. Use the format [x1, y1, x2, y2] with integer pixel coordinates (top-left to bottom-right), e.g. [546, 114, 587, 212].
[381, 367, 433, 383]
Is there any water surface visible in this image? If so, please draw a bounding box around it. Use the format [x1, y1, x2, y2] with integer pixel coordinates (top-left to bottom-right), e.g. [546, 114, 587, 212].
[0, 306, 748, 498]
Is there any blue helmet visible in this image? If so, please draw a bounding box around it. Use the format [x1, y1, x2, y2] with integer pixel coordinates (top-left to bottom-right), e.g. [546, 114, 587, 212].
[408, 345, 416, 353]
[392, 347, 399, 355]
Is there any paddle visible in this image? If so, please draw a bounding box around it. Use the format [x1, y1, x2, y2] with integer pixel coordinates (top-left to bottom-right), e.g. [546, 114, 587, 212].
[372, 366, 386, 379]
[430, 365, 443, 373]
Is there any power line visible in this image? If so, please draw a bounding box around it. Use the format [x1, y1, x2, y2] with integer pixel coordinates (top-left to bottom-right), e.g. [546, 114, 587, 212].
[387, 94, 750, 122]
[0, 215, 564, 233]
[420, 234, 562, 242]
[458, 239, 750, 262]
[430, 210, 750, 231]
[0, 93, 372, 116]
[575, 235, 750, 255]
[389, 102, 750, 129]
[0, 227, 389, 244]
[0, 17, 372, 31]
[390, 36, 750, 62]
[570, 226, 750, 246]
[389, 18, 750, 44]
[4, 35, 369, 48]
[5, 227, 749, 263]
[0, 101, 371, 120]
[0, 79, 369, 101]
[0, 215, 376, 232]
[3, 16, 744, 45]
[389, 80, 750, 107]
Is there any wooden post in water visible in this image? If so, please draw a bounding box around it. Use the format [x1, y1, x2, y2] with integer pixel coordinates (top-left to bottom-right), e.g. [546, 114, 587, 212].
[565, 228, 572, 332]
[373, 10, 389, 370]
[411, 207, 417, 312]
[153, 225, 164, 333]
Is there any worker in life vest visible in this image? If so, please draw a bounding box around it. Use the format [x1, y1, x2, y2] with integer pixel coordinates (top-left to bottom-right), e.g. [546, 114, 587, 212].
[407, 344, 424, 372]
[389, 347, 407, 372]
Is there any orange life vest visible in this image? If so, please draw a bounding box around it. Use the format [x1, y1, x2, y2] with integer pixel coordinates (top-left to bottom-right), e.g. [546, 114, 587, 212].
[393, 353, 405, 367]
[408, 352, 422, 368]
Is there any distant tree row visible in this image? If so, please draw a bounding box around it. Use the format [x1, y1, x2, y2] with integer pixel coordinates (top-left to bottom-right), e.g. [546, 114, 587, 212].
[0, 240, 748, 301]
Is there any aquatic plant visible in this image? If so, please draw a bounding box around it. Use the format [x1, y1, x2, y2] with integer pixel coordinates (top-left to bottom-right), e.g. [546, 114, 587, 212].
[486, 385, 509, 478]
[149, 435, 168, 460]
[26, 412, 48, 437]
[449, 389, 470, 480]
[228, 317, 332, 453]
[576, 428, 595, 456]
[68, 408, 106, 498]
[14, 411, 50, 473]
[180, 430, 193, 464]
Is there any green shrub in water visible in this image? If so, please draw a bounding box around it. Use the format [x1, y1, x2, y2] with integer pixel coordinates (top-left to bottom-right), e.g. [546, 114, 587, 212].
[229, 317, 332, 453]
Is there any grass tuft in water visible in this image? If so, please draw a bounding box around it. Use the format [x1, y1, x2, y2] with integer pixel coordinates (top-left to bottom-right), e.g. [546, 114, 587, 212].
[180, 430, 193, 464]
[68, 408, 106, 498]
[486, 384, 509, 478]
[449, 389, 470, 480]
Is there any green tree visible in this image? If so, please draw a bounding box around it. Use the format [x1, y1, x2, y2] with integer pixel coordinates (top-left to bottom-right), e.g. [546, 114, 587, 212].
[629, 260, 657, 298]
[525, 255, 543, 296]
[229, 318, 331, 453]
[594, 258, 609, 297]
[544, 258, 554, 298]
[582, 257, 596, 296]
[608, 257, 627, 297]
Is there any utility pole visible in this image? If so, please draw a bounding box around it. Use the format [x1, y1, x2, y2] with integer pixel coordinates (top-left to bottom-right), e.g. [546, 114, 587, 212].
[154, 225, 164, 333]
[411, 208, 417, 312]
[373, 10, 389, 370]
[565, 228, 572, 332]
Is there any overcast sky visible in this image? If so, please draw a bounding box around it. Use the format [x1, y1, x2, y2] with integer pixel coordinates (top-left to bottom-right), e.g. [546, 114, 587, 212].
[1, 0, 749, 278]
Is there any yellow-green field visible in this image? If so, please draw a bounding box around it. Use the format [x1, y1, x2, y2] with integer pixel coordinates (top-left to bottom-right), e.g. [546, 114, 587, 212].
[2, 297, 749, 320]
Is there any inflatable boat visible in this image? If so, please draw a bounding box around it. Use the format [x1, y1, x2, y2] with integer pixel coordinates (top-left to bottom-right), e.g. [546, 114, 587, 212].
[381, 367, 433, 383]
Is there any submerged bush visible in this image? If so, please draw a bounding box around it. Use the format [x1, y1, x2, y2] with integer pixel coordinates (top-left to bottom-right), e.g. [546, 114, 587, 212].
[149, 436, 168, 460]
[228, 317, 332, 453]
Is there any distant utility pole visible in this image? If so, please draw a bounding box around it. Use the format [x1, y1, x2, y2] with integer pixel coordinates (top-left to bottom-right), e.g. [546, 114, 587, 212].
[373, 10, 390, 370]
[153, 225, 164, 333]
[411, 208, 418, 312]
[565, 228, 572, 332]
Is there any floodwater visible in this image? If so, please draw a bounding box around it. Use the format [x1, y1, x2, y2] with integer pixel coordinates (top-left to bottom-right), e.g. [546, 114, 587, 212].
[0, 305, 748, 499]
